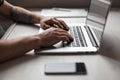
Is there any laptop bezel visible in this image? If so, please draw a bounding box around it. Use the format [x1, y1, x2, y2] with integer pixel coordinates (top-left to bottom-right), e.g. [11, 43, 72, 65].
[85, 0, 112, 49]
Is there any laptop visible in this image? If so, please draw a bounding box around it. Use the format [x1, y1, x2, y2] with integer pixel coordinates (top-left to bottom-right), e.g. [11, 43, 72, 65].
[35, 0, 112, 54]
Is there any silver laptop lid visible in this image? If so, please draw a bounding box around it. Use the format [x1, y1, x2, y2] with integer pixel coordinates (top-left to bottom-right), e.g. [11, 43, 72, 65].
[86, 0, 112, 46]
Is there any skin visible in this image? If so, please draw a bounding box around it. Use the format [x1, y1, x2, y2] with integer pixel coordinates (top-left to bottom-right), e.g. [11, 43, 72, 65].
[0, 0, 73, 62]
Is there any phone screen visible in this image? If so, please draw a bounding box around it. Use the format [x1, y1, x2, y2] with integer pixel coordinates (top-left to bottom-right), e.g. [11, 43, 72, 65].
[45, 63, 87, 75]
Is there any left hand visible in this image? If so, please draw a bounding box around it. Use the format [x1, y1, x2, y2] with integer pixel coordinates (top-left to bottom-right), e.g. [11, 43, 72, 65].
[40, 17, 69, 31]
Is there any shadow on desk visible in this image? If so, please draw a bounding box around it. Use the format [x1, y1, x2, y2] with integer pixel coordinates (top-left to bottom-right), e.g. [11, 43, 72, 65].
[0, 54, 41, 73]
[98, 34, 120, 61]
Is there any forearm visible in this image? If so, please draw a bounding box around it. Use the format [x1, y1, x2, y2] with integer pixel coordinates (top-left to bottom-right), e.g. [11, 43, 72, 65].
[0, 1, 43, 24]
[0, 35, 41, 62]
[11, 6, 43, 24]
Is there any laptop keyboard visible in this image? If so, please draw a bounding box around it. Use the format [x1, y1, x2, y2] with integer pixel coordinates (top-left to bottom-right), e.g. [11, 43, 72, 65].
[92, 28, 102, 42]
[84, 26, 103, 47]
[63, 26, 87, 47]
[62, 26, 102, 47]
[84, 26, 98, 47]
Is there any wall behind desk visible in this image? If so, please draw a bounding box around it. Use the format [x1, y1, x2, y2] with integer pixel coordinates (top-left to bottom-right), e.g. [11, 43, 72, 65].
[2, 0, 119, 31]
[7, 0, 120, 8]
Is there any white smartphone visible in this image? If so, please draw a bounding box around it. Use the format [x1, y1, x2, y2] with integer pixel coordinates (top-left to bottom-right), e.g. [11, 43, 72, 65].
[44, 62, 87, 75]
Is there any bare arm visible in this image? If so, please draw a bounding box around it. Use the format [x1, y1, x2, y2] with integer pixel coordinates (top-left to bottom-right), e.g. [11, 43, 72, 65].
[0, 0, 43, 62]
[0, 27, 73, 63]
[11, 6, 42, 24]
[0, 35, 41, 63]
[0, 1, 73, 62]
[0, 0, 42, 24]
[0, 0, 69, 30]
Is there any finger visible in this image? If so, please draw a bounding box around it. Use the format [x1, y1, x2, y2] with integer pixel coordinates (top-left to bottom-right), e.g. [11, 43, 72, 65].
[42, 24, 51, 30]
[59, 36, 70, 42]
[58, 32, 74, 42]
[52, 18, 64, 29]
[53, 24, 60, 28]
[60, 20, 69, 31]
[52, 28, 73, 42]
[54, 18, 69, 31]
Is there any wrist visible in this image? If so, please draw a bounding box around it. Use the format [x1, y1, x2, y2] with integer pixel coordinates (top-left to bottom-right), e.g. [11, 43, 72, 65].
[39, 16, 46, 22]
[34, 34, 43, 47]
[33, 15, 45, 24]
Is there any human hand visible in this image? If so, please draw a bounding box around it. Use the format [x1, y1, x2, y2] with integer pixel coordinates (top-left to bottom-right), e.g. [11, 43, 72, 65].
[38, 27, 73, 47]
[40, 17, 69, 31]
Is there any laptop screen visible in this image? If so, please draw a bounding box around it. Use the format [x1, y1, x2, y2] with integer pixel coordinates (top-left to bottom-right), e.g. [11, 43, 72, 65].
[86, 0, 111, 46]
[86, 0, 111, 30]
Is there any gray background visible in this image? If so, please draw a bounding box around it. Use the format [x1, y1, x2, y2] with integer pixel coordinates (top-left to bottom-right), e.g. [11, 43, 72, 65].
[7, 0, 120, 8]
[1, 0, 120, 32]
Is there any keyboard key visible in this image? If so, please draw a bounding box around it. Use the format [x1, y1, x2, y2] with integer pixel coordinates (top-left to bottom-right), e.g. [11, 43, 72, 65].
[63, 26, 87, 47]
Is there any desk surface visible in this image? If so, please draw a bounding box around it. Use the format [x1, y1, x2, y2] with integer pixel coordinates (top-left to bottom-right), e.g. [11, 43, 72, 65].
[0, 9, 120, 80]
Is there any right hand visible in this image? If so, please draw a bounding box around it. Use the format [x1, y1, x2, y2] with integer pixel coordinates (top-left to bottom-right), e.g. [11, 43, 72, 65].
[38, 27, 73, 47]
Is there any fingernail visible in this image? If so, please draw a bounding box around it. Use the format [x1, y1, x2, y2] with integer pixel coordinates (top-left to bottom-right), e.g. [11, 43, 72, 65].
[65, 28, 69, 31]
[67, 27, 69, 30]
[70, 38, 74, 42]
